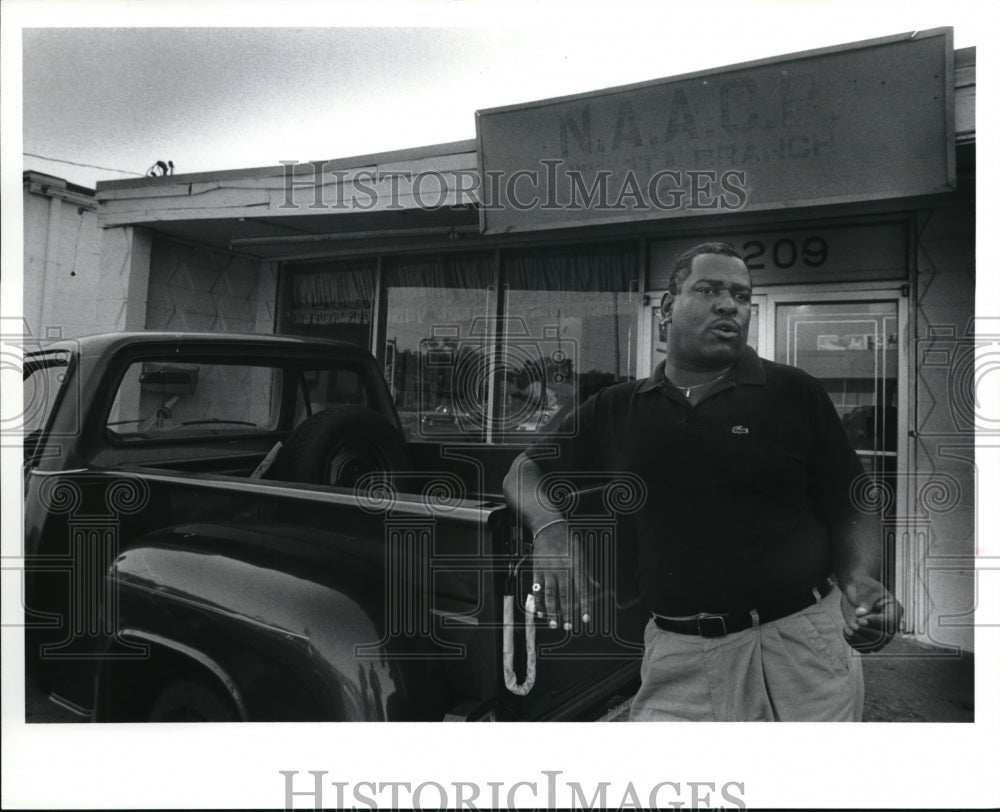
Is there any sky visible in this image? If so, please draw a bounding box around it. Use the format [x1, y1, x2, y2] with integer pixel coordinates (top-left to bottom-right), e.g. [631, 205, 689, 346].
[3, 1, 1000, 810]
[8, 0, 995, 189]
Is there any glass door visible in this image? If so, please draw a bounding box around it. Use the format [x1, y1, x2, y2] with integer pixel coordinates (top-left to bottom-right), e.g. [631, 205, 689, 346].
[772, 300, 899, 479]
[768, 293, 905, 596]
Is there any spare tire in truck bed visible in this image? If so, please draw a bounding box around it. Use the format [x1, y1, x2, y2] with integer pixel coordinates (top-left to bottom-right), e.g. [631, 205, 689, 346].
[275, 406, 409, 486]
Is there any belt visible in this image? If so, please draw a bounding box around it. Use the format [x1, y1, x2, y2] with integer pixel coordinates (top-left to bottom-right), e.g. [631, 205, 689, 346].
[651, 579, 834, 638]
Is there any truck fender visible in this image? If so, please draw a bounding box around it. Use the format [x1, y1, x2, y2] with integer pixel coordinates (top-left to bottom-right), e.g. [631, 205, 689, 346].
[94, 630, 247, 721]
[105, 542, 418, 721]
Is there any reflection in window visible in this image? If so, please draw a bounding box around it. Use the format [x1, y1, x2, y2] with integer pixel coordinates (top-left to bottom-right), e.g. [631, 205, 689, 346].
[279, 246, 640, 443]
[774, 301, 898, 476]
[501, 246, 638, 436]
[383, 255, 495, 441]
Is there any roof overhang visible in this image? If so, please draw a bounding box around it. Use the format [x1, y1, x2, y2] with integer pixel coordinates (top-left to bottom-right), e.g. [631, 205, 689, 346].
[96, 140, 480, 261]
[24, 170, 98, 210]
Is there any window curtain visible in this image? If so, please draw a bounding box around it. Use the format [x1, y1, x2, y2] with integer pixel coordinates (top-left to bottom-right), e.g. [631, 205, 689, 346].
[504, 246, 638, 316]
[287, 260, 375, 325]
[384, 254, 495, 324]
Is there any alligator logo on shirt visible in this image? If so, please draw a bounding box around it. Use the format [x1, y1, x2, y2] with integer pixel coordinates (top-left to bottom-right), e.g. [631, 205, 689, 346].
[731, 425, 750, 435]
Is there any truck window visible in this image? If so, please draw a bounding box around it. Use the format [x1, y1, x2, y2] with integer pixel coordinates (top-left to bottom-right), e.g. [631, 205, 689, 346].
[106, 360, 284, 441]
[291, 367, 371, 427]
[301, 368, 368, 409]
[23, 349, 73, 462]
[23, 351, 72, 436]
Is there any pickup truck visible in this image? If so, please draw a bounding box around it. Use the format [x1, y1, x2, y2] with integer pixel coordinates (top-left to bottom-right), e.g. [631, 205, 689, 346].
[22, 332, 645, 721]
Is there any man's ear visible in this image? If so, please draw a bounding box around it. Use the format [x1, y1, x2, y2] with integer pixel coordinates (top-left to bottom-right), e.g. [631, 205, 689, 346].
[660, 291, 674, 323]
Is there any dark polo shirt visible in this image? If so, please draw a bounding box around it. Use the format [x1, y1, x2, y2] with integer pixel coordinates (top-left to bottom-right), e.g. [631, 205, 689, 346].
[526, 347, 863, 616]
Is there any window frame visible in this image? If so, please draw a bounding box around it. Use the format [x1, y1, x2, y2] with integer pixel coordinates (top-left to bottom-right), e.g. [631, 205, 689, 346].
[279, 243, 640, 444]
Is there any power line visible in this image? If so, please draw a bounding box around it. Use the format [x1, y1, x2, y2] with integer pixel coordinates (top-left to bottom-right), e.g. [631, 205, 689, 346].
[22, 152, 145, 177]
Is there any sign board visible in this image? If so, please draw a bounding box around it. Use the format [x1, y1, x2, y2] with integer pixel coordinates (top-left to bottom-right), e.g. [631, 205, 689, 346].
[476, 29, 954, 235]
[649, 222, 909, 287]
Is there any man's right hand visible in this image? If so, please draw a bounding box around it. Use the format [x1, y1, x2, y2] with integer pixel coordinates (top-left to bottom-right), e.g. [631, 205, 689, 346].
[840, 575, 902, 653]
[531, 519, 591, 631]
[503, 454, 593, 630]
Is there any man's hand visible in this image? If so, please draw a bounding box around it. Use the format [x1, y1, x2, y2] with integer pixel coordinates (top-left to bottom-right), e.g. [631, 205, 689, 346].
[840, 575, 902, 653]
[531, 520, 591, 631]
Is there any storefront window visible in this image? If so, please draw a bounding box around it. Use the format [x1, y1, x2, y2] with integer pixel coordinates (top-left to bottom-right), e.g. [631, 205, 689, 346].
[280, 246, 638, 443]
[500, 247, 638, 437]
[383, 254, 496, 441]
[284, 259, 375, 347]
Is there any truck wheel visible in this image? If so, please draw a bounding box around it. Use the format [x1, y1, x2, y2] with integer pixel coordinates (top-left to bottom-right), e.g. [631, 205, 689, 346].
[148, 678, 239, 722]
[277, 406, 409, 487]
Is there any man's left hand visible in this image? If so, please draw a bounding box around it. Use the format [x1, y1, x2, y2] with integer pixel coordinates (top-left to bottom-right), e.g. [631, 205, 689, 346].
[840, 575, 902, 653]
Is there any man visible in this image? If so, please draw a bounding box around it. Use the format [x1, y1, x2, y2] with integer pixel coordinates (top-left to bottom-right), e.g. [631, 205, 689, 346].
[503, 242, 901, 721]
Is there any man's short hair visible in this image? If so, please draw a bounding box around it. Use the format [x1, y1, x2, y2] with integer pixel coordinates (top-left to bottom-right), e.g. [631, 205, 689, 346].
[666, 242, 746, 294]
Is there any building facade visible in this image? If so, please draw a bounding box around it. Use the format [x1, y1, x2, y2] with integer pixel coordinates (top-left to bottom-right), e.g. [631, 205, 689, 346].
[92, 32, 978, 651]
[22, 171, 104, 339]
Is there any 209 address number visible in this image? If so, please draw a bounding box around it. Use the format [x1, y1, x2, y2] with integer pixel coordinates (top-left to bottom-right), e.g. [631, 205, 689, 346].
[741, 237, 828, 270]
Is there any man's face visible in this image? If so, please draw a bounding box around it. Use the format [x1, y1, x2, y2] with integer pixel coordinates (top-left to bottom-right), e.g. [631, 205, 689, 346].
[662, 252, 752, 369]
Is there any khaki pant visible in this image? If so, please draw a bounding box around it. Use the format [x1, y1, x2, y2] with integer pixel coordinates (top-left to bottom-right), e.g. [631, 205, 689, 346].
[629, 586, 864, 721]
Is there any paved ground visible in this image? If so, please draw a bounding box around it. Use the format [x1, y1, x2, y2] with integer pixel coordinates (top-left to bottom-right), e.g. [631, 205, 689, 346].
[24, 635, 973, 723]
[860, 635, 974, 722]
